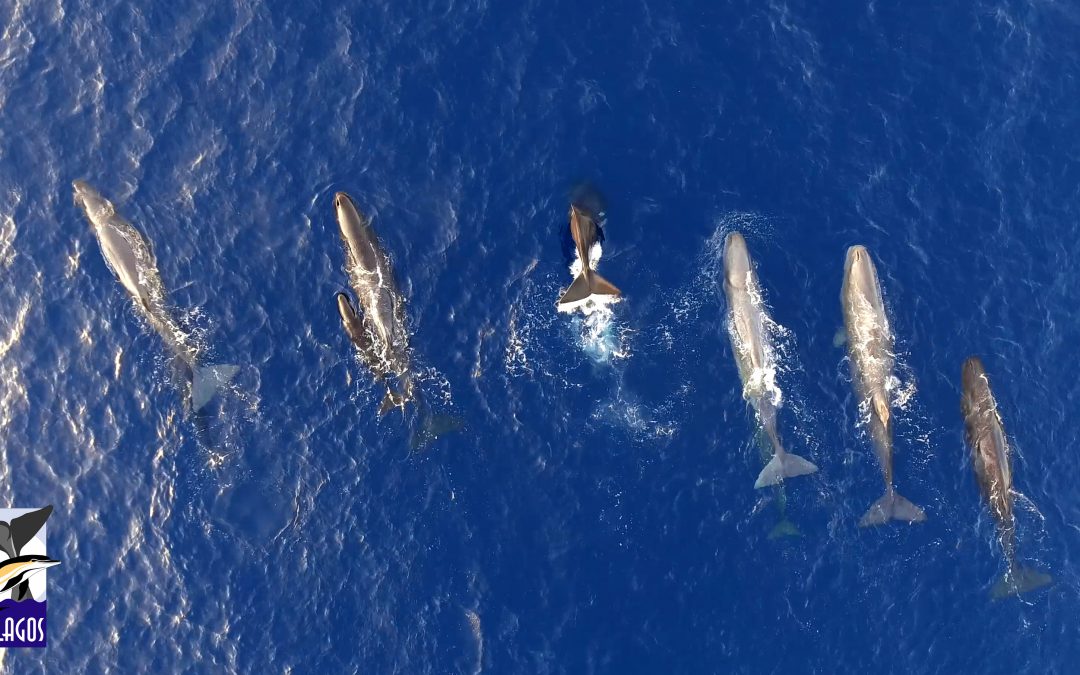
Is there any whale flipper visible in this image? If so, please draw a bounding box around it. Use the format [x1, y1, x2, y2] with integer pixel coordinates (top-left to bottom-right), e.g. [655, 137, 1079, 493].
[191, 364, 239, 411]
[992, 566, 1052, 599]
[558, 271, 621, 307]
[859, 491, 926, 526]
[754, 452, 818, 489]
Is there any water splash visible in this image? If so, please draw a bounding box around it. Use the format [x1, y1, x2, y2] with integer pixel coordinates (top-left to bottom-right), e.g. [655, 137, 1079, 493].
[558, 241, 629, 363]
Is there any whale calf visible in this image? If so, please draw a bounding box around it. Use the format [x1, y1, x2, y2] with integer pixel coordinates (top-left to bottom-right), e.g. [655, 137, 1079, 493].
[73, 181, 238, 411]
[841, 245, 925, 526]
[557, 205, 621, 311]
[961, 357, 1051, 597]
[722, 232, 817, 488]
[334, 192, 413, 414]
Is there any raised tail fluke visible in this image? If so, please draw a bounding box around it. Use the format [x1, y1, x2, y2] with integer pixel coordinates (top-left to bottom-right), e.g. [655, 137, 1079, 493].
[191, 364, 240, 411]
[754, 452, 818, 489]
[992, 566, 1052, 599]
[557, 271, 621, 309]
[859, 490, 927, 527]
[558, 273, 592, 307]
[589, 271, 621, 297]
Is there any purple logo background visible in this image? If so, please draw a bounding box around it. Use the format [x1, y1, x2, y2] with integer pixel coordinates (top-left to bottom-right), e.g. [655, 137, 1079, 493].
[0, 599, 47, 648]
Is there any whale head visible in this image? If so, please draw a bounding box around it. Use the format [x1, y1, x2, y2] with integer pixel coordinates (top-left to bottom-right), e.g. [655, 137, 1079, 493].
[334, 192, 358, 220]
[843, 244, 881, 294]
[962, 356, 988, 393]
[336, 292, 356, 321]
[72, 180, 111, 222]
[844, 245, 871, 274]
[723, 231, 751, 287]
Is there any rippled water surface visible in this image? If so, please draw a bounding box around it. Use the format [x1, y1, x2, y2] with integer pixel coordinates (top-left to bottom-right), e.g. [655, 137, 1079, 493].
[1, 0, 1079, 672]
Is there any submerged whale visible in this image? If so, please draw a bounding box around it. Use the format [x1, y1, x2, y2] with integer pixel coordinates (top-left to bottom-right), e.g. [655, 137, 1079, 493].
[73, 181, 238, 411]
[722, 232, 817, 488]
[557, 205, 621, 311]
[334, 192, 413, 414]
[841, 245, 926, 526]
[961, 357, 1052, 597]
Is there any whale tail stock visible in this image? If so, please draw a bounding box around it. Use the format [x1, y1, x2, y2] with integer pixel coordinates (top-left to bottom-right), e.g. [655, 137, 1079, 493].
[859, 490, 926, 526]
[378, 376, 415, 417]
[191, 364, 240, 411]
[754, 451, 818, 489]
[558, 269, 621, 307]
[992, 565, 1052, 599]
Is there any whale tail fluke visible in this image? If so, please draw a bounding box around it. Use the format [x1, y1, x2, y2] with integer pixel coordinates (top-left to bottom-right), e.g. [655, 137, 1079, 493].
[992, 566, 1052, 599]
[558, 271, 621, 308]
[859, 491, 926, 526]
[767, 518, 801, 539]
[378, 390, 401, 416]
[754, 452, 818, 489]
[410, 414, 466, 450]
[191, 364, 240, 411]
[378, 378, 414, 417]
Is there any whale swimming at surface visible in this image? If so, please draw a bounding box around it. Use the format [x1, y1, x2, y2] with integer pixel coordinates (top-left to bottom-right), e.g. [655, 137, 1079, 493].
[961, 357, 1052, 597]
[722, 231, 817, 489]
[73, 180, 238, 412]
[841, 245, 926, 526]
[333, 191, 413, 414]
[66, 174, 1057, 593]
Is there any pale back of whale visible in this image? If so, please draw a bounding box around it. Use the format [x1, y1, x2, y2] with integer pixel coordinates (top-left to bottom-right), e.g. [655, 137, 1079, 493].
[73, 180, 238, 411]
[557, 205, 621, 310]
[334, 191, 413, 414]
[961, 356, 1051, 597]
[722, 232, 816, 488]
[841, 245, 925, 526]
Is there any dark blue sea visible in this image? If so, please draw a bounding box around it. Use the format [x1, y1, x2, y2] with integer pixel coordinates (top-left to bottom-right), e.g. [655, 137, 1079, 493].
[1, 0, 1078, 672]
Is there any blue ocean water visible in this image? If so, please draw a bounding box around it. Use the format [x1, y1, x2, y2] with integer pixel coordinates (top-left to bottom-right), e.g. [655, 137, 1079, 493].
[0, 0, 1078, 671]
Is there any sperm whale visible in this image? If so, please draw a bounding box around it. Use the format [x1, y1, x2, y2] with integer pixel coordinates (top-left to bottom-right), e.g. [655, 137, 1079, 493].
[334, 191, 413, 414]
[961, 356, 1051, 597]
[73, 181, 238, 411]
[841, 245, 925, 526]
[557, 205, 621, 311]
[723, 232, 817, 488]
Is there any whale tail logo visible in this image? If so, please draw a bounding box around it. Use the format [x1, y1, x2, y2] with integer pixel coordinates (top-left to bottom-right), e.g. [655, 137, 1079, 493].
[191, 364, 240, 411]
[558, 270, 621, 308]
[754, 452, 818, 489]
[0, 506, 55, 604]
[859, 491, 926, 526]
[992, 565, 1052, 599]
